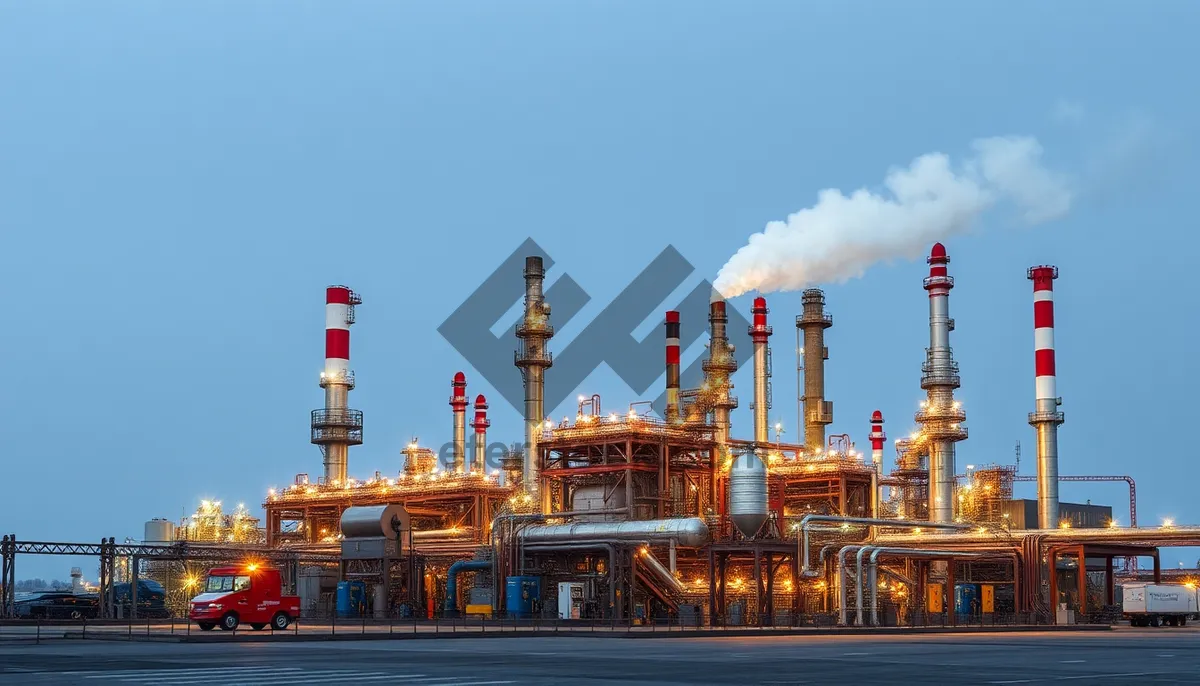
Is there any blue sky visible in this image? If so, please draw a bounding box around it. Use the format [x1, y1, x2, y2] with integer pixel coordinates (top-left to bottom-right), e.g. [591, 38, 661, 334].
[2, 1, 1197, 578]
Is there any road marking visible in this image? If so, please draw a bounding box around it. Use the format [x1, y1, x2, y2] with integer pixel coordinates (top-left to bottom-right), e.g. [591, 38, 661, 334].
[842, 652, 870, 656]
[1058, 660, 1086, 663]
[123, 671, 396, 685]
[988, 680, 1032, 684]
[78, 667, 293, 677]
[990, 674, 1164, 685]
[228, 675, 425, 686]
[1158, 653, 1175, 657]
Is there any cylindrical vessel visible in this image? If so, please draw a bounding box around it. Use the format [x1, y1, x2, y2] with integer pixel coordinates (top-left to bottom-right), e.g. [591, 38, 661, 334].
[518, 518, 710, 547]
[1028, 265, 1063, 529]
[472, 394, 490, 474]
[749, 297, 772, 444]
[340, 504, 408, 539]
[317, 285, 361, 485]
[143, 519, 175, 544]
[450, 372, 468, 473]
[797, 289, 833, 450]
[515, 256, 553, 498]
[665, 311, 681, 423]
[729, 450, 768, 538]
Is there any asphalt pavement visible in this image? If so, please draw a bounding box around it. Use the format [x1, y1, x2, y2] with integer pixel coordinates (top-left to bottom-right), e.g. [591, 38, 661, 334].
[1, 627, 1198, 685]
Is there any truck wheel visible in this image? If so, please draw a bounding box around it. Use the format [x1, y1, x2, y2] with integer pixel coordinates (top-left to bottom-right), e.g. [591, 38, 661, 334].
[1180, 617, 1187, 627]
[1150, 616, 1161, 628]
[197, 622, 215, 631]
[271, 612, 290, 630]
[219, 612, 240, 631]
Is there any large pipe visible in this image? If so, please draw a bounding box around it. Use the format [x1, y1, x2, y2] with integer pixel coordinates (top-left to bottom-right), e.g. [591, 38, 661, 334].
[471, 394, 489, 474]
[314, 285, 362, 485]
[863, 547, 979, 626]
[444, 559, 492, 616]
[518, 517, 710, 547]
[917, 244, 967, 523]
[515, 256, 554, 497]
[749, 297, 772, 445]
[1028, 266, 1064, 530]
[638, 547, 685, 594]
[665, 311, 681, 423]
[798, 514, 974, 577]
[450, 372, 468, 473]
[706, 300, 738, 461]
[796, 289, 833, 450]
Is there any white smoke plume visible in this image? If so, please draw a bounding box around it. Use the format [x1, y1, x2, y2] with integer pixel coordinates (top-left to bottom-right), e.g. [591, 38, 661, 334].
[712, 136, 1072, 298]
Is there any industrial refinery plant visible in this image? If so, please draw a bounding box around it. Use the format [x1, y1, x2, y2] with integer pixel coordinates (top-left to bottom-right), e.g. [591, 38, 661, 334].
[6, 243, 1199, 628]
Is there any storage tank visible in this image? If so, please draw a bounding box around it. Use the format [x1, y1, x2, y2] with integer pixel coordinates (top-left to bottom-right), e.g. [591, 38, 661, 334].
[505, 576, 541, 618]
[143, 518, 175, 544]
[340, 504, 408, 538]
[729, 450, 768, 538]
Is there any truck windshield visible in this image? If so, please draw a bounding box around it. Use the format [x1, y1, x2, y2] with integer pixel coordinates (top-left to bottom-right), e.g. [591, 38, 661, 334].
[204, 575, 251, 593]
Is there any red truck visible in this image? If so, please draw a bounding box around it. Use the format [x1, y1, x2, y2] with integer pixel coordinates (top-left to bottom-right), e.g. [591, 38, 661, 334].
[188, 564, 299, 631]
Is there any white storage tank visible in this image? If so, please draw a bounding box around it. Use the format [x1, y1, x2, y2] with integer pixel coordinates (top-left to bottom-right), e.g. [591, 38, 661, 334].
[729, 450, 768, 538]
[143, 518, 175, 544]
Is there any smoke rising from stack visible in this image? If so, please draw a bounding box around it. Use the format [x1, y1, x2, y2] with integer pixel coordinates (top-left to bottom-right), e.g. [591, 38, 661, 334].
[712, 136, 1072, 298]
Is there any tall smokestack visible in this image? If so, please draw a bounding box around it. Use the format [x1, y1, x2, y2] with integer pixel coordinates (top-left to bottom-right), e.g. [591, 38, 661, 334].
[515, 256, 553, 497]
[472, 394, 490, 474]
[312, 285, 363, 485]
[749, 297, 772, 444]
[1028, 265, 1064, 529]
[869, 410, 886, 516]
[869, 410, 886, 473]
[796, 289, 833, 451]
[664, 311, 681, 423]
[704, 300, 739, 462]
[450, 372, 468, 473]
[915, 243, 967, 523]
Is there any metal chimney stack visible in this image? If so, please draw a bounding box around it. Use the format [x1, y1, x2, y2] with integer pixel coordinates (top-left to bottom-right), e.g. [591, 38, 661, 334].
[471, 394, 490, 474]
[869, 410, 886, 515]
[312, 285, 363, 485]
[796, 289, 833, 450]
[915, 244, 967, 523]
[450, 372, 468, 474]
[664, 311, 681, 423]
[749, 297, 773, 445]
[704, 299, 739, 461]
[1028, 265, 1064, 529]
[515, 256, 553, 496]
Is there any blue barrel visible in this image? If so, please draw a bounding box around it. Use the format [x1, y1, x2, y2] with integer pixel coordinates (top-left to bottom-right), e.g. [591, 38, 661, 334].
[336, 580, 367, 618]
[954, 583, 980, 616]
[505, 576, 541, 618]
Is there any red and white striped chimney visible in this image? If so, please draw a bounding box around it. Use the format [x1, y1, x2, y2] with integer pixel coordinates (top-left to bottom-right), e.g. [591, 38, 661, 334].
[749, 297, 773, 445]
[313, 285, 362, 485]
[665, 311, 681, 423]
[450, 372, 468, 473]
[868, 410, 886, 473]
[471, 394, 490, 474]
[1028, 266, 1064, 529]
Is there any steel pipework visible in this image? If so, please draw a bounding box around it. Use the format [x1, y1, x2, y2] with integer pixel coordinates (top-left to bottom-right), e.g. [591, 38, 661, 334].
[798, 514, 974, 577]
[858, 547, 979, 626]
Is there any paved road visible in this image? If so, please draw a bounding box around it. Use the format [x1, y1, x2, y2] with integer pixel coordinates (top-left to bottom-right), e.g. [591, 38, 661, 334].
[1, 627, 1198, 685]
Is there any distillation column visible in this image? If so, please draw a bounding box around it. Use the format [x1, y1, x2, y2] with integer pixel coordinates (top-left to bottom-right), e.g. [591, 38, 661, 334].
[796, 289, 833, 451]
[472, 394, 490, 474]
[312, 285, 363, 485]
[749, 297, 773, 445]
[665, 311, 681, 423]
[515, 256, 554, 496]
[704, 299, 739, 462]
[915, 244, 967, 523]
[1028, 265, 1064, 529]
[450, 372, 468, 473]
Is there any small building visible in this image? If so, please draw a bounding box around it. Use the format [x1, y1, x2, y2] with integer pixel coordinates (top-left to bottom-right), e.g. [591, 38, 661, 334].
[1001, 499, 1113, 529]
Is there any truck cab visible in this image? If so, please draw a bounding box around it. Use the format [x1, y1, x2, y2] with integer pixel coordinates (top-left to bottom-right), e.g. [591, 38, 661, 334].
[188, 564, 299, 631]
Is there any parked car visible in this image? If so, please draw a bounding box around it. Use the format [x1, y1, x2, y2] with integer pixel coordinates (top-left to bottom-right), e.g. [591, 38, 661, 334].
[16, 591, 99, 619]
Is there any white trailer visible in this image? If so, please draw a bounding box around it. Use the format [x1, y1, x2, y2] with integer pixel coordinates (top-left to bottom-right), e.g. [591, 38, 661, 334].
[1122, 583, 1198, 627]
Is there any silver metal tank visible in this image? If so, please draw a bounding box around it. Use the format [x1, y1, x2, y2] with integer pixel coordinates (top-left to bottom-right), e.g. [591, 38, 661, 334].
[143, 518, 175, 544]
[570, 484, 628, 522]
[340, 504, 409, 539]
[519, 518, 710, 547]
[729, 450, 768, 538]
